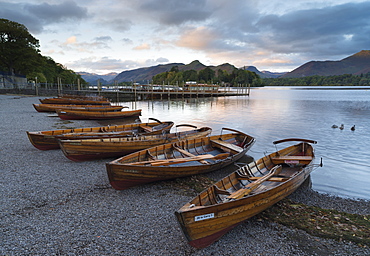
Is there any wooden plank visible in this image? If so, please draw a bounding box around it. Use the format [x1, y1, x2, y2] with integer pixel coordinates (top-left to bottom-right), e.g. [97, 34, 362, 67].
[241, 177, 288, 182]
[173, 146, 209, 164]
[272, 156, 313, 161]
[127, 153, 229, 166]
[139, 125, 153, 133]
[271, 155, 313, 164]
[213, 185, 231, 195]
[210, 139, 242, 153]
[226, 165, 282, 200]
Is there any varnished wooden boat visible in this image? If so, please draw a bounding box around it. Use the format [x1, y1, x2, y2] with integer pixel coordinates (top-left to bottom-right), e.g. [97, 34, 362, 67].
[57, 94, 108, 100]
[56, 109, 142, 120]
[26, 119, 174, 150]
[33, 104, 126, 113]
[59, 125, 212, 161]
[175, 138, 319, 248]
[39, 97, 111, 105]
[106, 128, 255, 190]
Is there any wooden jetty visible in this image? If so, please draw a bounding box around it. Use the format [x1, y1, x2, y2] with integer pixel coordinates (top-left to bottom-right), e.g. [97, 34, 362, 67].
[7, 83, 251, 101]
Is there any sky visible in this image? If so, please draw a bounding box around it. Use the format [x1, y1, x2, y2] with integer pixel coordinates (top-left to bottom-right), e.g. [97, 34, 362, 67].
[1, 0, 370, 75]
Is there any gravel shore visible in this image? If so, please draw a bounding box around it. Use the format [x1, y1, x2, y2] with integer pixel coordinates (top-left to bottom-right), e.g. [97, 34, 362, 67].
[1, 94, 369, 256]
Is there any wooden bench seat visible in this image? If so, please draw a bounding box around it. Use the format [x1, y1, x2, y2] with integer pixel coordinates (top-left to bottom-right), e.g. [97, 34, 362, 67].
[139, 124, 153, 133]
[271, 155, 313, 164]
[210, 139, 242, 153]
[243, 176, 289, 182]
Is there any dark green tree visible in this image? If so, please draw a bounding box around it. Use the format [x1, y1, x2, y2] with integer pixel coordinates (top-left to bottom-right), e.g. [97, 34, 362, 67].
[183, 69, 198, 81]
[0, 18, 40, 75]
[198, 67, 215, 83]
[170, 65, 179, 72]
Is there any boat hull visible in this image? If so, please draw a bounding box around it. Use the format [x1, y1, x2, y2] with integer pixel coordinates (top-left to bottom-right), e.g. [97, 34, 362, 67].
[56, 109, 142, 120]
[106, 128, 256, 190]
[107, 156, 243, 190]
[33, 104, 124, 113]
[59, 127, 212, 161]
[175, 140, 317, 248]
[177, 168, 312, 248]
[26, 121, 174, 150]
[39, 98, 111, 105]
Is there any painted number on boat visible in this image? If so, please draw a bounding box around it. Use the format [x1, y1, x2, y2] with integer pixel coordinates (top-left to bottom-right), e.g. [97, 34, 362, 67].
[285, 160, 299, 164]
[195, 213, 214, 221]
[123, 169, 139, 173]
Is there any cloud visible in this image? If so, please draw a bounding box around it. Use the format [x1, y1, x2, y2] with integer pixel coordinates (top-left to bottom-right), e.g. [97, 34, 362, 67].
[97, 18, 133, 32]
[133, 43, 151, 50]
[24, 1, 88, 23]
[137, 0, 211, 25]
[156, 57, 169, 63]
[250, 2, 370, 62]
[94, 36, 113, 42]
[0, 1, 88, 34]
[175, 27, 216, 50]
[67, 57, 137, 73]
[3, 0, 370, 73]
[58, 36, 111, 53]
[64, 36, 77, 45]
[67, 56, 171, 74]
[170, 1, 370, 70]
[122, 38, 133, 44]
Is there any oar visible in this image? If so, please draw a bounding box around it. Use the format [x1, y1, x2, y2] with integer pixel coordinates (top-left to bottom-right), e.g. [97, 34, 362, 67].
[127, 153, 230, 166]
[173, 146, 208, 164]
[226, 165, 282, 200]
[61, 130, 133, 137]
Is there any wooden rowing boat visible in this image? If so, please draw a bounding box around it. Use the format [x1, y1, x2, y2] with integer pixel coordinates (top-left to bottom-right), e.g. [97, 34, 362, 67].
[33, 104, 126, 113]
[26, 119, 174, 150]
[59, 125, 212, 161]
[39, 97, 111, 105]
[56, 109, 142, 120]
[57, 94, 108, 100]
[175, 138, 319, 248]
[106, 128, 255, 190]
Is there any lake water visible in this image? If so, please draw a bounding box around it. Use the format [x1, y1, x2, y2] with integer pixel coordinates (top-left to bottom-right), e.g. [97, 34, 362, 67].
[118, 86, 370, 201]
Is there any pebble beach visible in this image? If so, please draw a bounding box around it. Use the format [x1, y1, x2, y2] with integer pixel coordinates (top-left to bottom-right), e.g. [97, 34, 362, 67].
[1, 94, 369, 256]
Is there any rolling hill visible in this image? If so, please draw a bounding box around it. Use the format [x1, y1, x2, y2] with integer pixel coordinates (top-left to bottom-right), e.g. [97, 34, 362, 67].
[78, 61, 281, 84]
[282, 50, 370, 78]
[77, 72, 118, 84]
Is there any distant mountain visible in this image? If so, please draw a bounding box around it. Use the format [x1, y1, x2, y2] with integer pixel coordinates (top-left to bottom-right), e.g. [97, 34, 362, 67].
[78, 61, 282, 84]
[243, 66, 284, 78]
[282, 50, 370, 78]
[78, 72, 118, 85]
[232, 66, 284, 78]
[113, 63, 184, 83]
[113, 61, 283, 83]
[261, 70, 287, 78]
[179, 60, 205, 71]
[215, 63, 238, 74]
[113, 61, 235, 83]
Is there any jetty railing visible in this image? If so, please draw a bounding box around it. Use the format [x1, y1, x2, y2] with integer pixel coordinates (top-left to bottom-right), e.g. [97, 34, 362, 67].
[0, 82, 251, 101]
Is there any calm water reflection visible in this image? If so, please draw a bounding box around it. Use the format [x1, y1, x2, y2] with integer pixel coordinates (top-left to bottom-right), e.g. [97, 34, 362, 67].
[118, 86, 370, 200]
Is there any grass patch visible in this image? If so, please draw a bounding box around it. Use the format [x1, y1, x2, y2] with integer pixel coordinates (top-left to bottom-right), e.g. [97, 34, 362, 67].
[260, 198, 370, 247]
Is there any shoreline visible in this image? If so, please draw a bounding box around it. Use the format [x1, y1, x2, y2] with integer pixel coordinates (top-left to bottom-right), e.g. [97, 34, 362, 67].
[1, 94, 369, 255]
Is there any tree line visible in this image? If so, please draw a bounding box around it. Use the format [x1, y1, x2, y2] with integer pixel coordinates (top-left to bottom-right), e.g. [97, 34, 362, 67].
[152, 66, 262, 86]
[0, 19, 87, 86]
[262, 73, 370, 86]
